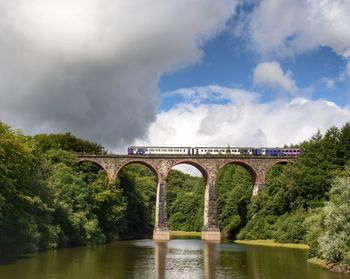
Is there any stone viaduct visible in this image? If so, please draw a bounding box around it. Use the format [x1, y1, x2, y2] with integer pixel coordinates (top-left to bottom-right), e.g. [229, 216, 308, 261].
[77, 154, 294, 241]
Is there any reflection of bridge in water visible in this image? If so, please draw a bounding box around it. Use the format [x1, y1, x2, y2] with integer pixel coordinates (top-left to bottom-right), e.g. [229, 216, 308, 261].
[78, 154, 295, 241]
[154, 240, 218, 279]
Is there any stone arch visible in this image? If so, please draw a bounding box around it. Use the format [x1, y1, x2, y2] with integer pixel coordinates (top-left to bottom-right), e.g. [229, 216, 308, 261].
[265, 159, 290, 174]
[172, 160, 209, 183]
[275, 159, 289, 165]
[217, 160, 257, 185]
[78, 158, 109, 178]
[117, 160, 161, 184]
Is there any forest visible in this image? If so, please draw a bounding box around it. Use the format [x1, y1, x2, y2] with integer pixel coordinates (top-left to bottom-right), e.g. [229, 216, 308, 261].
[0, 121, 350, 268]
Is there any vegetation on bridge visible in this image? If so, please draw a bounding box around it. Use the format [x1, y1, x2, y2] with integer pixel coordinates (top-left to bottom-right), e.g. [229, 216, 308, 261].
[1, 120, 350, 269]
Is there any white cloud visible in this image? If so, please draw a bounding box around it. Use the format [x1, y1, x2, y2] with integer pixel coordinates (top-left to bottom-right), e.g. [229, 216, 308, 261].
[173, 164, 202, 177]
[247, 0, 350, 58]
[253, 61, 297, 94]
[0, 0, 237, 149]
[137, 86, 350, 149]
[322, 78, 335, 89]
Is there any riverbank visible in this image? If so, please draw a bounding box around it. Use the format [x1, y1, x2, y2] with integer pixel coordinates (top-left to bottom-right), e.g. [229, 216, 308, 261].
[234, 239, 309, 249]
[308, 258, 350, 275]
[235, 239, 350, 276]
[169, 231, 202, 238]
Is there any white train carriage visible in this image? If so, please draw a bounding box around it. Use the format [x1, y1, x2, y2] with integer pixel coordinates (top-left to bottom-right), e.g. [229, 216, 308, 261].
[146, 147, 191, 155]
[128, 146, 191, 155]
[194, 147, 241, 155]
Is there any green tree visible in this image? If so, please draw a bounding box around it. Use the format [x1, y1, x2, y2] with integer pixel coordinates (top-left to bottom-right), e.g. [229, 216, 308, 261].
[306, 170, 350, 267]
[216, 164, 253, 238]
[167, 169, 204, 231]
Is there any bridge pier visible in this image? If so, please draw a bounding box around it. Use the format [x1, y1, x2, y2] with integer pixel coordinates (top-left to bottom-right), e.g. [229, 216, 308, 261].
[252, 170, 267, 196]
[153, 179, 170, 241]
[202, 173, 220, 241]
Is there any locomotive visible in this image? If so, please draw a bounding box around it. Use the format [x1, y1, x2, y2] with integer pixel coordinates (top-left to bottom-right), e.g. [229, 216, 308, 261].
[127, 146, 300, 156]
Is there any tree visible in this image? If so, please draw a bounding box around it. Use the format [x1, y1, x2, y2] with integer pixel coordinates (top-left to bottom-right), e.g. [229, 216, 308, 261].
[306, 170, 350, 267]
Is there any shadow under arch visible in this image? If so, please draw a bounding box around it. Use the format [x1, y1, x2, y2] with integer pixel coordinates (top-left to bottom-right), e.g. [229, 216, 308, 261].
[217, 161, 257, 186]
[264, 159, 290, 180]
[78, 158, 109, 178]
[117, 160, 161, 184]
[166, 160, 207, 234]
[272, 159, 289, 166]
[116, 160, 159, 237]
[172, 160, 209, 184]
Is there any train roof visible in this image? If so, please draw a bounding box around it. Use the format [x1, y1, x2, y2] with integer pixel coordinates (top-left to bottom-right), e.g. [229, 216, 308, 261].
[128, 146, 192, 148]
[128, 146, 300, 149]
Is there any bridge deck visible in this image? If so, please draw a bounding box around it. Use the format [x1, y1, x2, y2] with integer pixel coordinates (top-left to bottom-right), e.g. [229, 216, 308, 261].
[77, 154, 297, 159]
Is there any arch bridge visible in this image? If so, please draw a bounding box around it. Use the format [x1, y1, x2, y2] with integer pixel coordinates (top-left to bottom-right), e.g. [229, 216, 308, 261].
[77, 154, 294, 241]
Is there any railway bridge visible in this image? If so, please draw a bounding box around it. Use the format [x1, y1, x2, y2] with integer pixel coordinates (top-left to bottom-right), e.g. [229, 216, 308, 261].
[77, 154, 295, 241]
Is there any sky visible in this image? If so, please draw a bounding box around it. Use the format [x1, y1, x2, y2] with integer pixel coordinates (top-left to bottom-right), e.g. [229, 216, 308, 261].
[1, 0, 350, 158]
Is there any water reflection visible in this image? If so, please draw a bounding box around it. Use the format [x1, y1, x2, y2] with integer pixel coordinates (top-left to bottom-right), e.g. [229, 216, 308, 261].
[154, 240, 219, 279]
[203, 241, 217, 279]
[155, 241, 168, 279]
[0, 239, 348, 279]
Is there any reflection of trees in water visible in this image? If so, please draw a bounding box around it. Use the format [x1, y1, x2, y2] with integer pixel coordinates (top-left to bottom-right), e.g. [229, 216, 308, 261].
[245, 246, 333, 279]
[0, 240, 343, 278]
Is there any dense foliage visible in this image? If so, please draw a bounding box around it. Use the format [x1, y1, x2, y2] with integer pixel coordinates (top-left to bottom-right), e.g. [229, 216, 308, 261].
[0, 122, 140, 254]
[305, 168, 350, 267]
[166, 169, 204, 231]
[216, 164, 253, 238]
[1, 120, 350, 269]
[237, 123, 350, 267]
[117, 164, 156, 236]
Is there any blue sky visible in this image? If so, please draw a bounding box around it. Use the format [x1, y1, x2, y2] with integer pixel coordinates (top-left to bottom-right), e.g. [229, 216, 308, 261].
[159, 35, 348, 110]
[0, 0, 350, 151]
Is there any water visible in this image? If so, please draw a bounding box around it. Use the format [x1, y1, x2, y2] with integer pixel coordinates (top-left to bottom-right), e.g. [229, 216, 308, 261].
[0, 239, 348, 279]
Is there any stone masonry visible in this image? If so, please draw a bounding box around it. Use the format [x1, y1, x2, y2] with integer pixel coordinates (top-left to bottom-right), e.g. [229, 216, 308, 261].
[77, 154, 294, 241]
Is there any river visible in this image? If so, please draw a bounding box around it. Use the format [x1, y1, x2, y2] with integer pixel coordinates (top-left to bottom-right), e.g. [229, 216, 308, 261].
[0, 239, 348, 278]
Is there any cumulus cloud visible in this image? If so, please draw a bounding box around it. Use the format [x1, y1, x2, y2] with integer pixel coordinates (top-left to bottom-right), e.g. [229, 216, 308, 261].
[247, 0, 350, 58]
[0, 0, 237, 148]
[253, 61, 297, 94]
[137, 85, 350, 148]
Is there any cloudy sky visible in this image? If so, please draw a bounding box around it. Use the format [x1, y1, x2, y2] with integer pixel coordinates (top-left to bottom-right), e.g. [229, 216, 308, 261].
[1, 0, 350, 153]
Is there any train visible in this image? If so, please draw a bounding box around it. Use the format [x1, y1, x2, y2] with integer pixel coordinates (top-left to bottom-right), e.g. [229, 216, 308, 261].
[127, 146, 300, 156]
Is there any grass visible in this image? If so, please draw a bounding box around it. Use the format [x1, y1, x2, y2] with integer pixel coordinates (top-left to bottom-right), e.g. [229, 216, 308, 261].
[234, 239, 309, 250]
[169, 231, 202, 238]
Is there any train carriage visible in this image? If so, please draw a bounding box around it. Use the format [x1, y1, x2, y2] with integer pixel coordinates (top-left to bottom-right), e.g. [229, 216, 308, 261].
[128, 146, 191, 155]
[128, 146, 300, 156]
